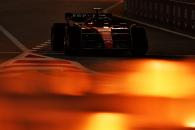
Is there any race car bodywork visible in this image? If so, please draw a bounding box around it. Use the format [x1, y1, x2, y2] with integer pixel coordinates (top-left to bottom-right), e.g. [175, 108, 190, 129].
[51, 8, 148, 56]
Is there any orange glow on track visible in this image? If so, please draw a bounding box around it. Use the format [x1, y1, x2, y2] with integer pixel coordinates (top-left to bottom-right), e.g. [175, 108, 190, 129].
[83, 113, 129, 130]
[184, 117, 195, 128]
[88, 59, 195, 98]
[125, 60, 195, 98]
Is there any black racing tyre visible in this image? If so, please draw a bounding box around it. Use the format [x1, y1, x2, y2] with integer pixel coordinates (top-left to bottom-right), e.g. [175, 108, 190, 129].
[130, 26, 148, 56]
[51, 23, 65, 51]
[65, 26, 81, 55]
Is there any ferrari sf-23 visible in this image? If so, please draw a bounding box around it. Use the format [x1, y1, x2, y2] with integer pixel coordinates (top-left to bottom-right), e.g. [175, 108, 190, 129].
[51, 8, 148, 56]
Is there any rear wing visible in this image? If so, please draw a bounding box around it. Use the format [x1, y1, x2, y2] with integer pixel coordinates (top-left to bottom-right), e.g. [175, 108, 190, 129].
[65, 13, 112, 22]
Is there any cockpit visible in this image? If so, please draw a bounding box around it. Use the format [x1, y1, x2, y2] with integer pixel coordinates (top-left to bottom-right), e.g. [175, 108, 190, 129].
[85, 16, 112, 27]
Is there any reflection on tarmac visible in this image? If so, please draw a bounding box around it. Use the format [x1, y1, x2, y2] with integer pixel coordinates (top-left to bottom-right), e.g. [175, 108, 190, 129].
[1, 58, 195, 129]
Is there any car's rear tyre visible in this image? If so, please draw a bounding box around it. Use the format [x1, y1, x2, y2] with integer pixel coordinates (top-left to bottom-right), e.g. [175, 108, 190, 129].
[65, 26, 81, 55]
[130, 26, 148, 56]
[51, 23, 65, 51]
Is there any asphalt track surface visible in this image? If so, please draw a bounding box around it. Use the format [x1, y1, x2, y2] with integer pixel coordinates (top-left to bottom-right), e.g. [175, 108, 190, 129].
[1, 0, 195, 129]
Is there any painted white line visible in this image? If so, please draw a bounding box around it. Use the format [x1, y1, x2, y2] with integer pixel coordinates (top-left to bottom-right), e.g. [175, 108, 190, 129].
[0, 25, 29, 51]
[44, 41, 50, 44]
[24, 52, 60, 59]
[35, 45, 45, 48]
[104, 0, 123, 13]
[23, 52, 57, 59]
[114, 15, 195, 40]
[31, 43, 49, 50]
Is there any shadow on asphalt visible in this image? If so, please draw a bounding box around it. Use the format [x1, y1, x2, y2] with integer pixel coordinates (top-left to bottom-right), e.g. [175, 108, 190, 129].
[44, 51, 188, 61]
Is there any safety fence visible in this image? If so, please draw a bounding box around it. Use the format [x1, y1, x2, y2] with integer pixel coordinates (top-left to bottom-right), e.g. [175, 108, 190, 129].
[124, 0, 195, 34]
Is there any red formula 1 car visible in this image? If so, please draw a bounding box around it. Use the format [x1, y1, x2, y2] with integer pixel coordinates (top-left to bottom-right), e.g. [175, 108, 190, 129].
[51, 8, 148, 56]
